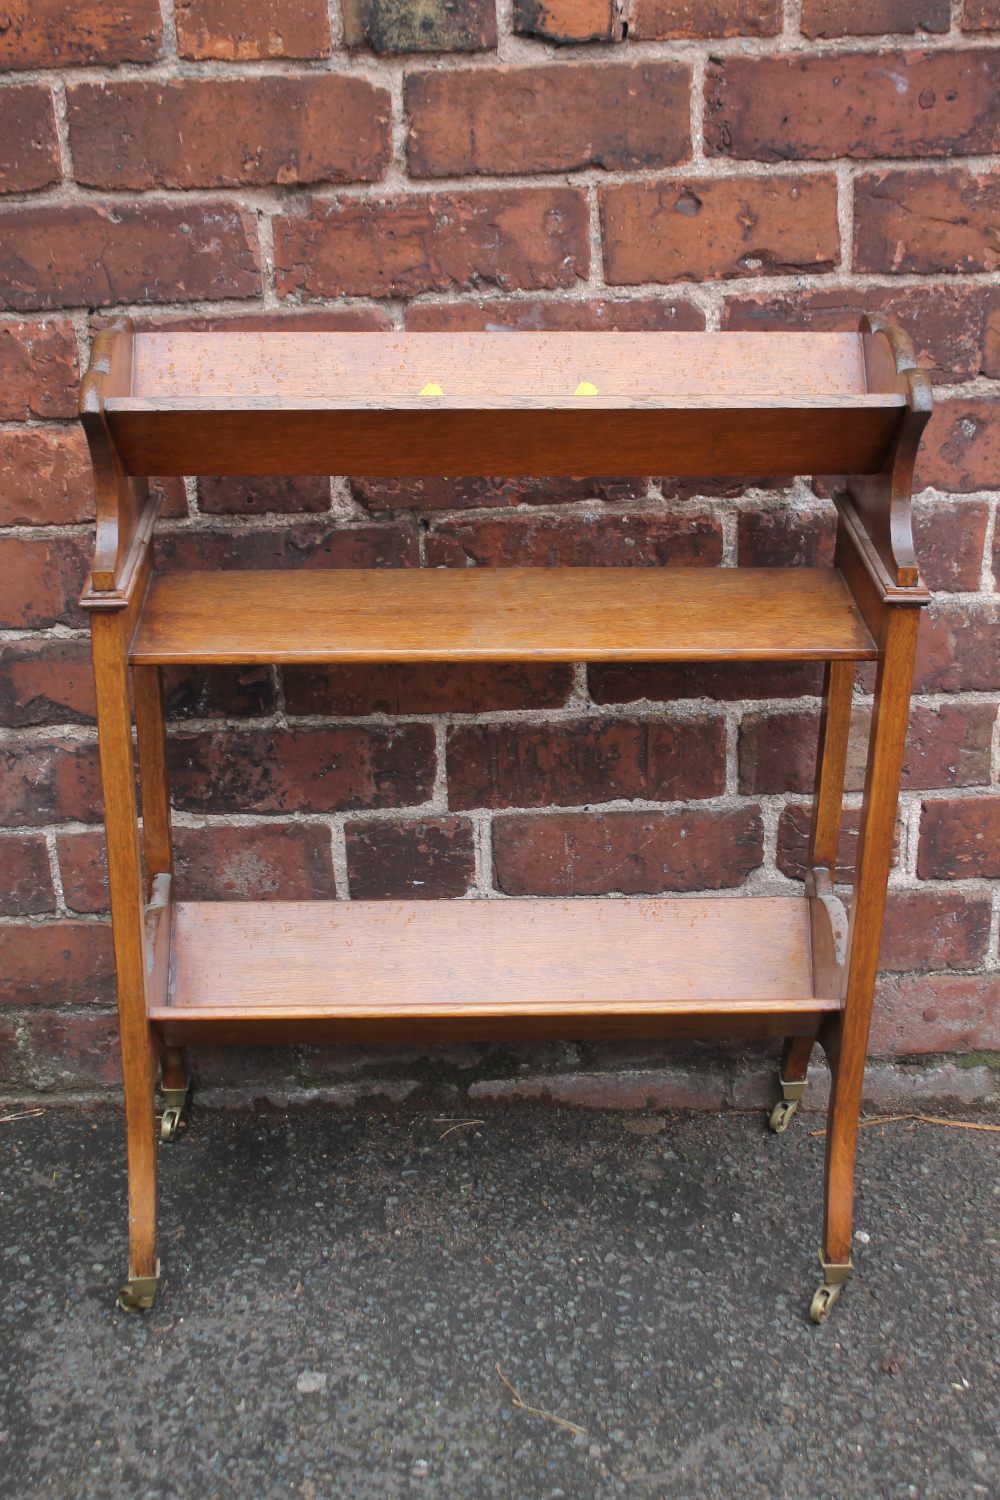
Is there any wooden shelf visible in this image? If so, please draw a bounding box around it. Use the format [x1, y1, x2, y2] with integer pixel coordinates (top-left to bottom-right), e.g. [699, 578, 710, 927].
[129, 566, 876, 665]
[148, 895, 841, 1045]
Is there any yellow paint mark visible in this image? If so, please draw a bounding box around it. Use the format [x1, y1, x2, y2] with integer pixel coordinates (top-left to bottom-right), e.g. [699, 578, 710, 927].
[419, 381, 444, 397]
[574, 380, 599, 396]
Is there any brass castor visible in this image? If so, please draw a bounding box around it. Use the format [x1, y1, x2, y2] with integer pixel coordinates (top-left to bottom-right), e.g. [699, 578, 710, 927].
[159, 1085, 189, 1142]
[810, 1253, 852, 1324]
[118, 1260, 160, 1313]
[769, 1098, 798, 1134]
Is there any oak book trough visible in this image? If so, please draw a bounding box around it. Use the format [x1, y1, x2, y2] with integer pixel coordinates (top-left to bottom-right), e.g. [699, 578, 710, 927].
[79, 317, 931, 1322]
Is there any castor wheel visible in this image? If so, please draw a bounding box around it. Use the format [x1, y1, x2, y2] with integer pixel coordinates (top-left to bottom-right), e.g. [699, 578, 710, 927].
[117, 1261, 160, 1313]
[810, 1282, 843, 1323]
[769, 1099, 799, 1134]
[160, 1106, 183, 1142]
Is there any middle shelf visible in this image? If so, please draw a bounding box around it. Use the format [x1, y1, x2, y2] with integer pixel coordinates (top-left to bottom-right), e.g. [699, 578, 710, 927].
[130, 566, 876, 665]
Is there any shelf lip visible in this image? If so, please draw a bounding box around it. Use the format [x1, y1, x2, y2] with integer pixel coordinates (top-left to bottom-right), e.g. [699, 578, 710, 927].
[108, 395, 907, 413]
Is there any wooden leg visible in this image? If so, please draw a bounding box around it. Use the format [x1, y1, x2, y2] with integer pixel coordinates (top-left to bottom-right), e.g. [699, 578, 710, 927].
[814, 608, 920, 1322]
[91, 613, 159, 1309]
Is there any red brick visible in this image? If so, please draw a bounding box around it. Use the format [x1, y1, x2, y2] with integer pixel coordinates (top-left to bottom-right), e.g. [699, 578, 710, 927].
[134, 308, 393, 334]
[1, 737, 102, 826]
[601, 176, 839, 284]
[915, 398, 1000, 492]
[0, 203, 260, 314]
[342, 0, 497, 50]
[0, 428, 93, 526]
[175, 0, 331, 57]
[0, 921, 114, 1006]
[425, 513, 723, 568]
[0, 86, 60, 193]
[404, 297, 704, 332]
[0, 0, 161, 68]
[872, 971, 1000, 1054]
[737, 507, 835, 568]
[855, 169, 1000, 275]
[470, 1068, 728, 1110]
[0, 641, 96, 728]
[447, 717, 726, 811]
[22, 1009, 121, 1086]
[0, 834, 55, 916]
[776, 804, 876, 883]
[406, 63, 689, 178]
[801, 0, 949, 35]
[513, 0, 622, 43]
[913, 497, 989, 592]
[492, 807, 765, 895]
[67, 77, 390, 190]
[962, 0, 1000, 29]
[57, 822, 336, 914]
[0, 320, 79, 420]
[197, 477, 331, 516]
[150, 477, 188, 521]
[722, 285, 1000, 385]
[918, 796, 1000, 879]
[167, 725, 435, 815]
[914, 601, 999, 693]
[630, 0, 781, 36]
[284, 662, 573, 716]
[881, 889, 992, 972]
[350, 476, 644, 513]
[588, 661, 825, 705]
[155, 521, 419, 575]
[985, 299, 1000, 378]
[345, 817, 475, 898]
[0, 534, 91, 629]
[162, 665, 276, 720]
[274, 190, 588, 300]
[706, 51, 1000, 161]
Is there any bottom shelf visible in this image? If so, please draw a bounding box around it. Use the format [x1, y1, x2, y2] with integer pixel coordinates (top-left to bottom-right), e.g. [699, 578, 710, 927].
[149, 896, 841, 1045]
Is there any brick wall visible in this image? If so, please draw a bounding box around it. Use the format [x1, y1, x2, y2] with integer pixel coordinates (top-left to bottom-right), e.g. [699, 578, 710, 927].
[1, 0, 998, 1103]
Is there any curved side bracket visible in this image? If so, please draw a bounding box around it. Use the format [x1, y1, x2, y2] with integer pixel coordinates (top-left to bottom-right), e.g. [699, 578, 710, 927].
[845, 315, 933, 590]
[80, 317, 153, 604]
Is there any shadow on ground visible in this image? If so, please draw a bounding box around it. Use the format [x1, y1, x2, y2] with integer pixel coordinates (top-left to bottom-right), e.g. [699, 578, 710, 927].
[0, 1103, 997, 1498]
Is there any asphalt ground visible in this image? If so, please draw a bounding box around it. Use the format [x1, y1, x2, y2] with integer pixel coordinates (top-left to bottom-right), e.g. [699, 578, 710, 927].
[0, 1101, 997, 1499]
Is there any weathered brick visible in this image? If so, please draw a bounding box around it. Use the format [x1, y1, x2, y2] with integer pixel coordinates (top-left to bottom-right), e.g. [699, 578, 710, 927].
[0, 203, 260, 313]
[914, 600, 999, 693]
[134, 308, 393, 334]
[0, 428, 93, 526]
[0, 834, 55, 916]
[284, 662, 573, 716]
[801, 0, 949, 35]
[872, 971, 1000, 1054]
[737, 506, 835, 567]
[0, 737, 102, 826]
[470, 1067, 728, 1110]
[0, 535, 91, 629]
[881, 889, 992, 972]
[601, 176, 839, 284]
[155, 521, 419, 574]
[0, 86, 60, 193]
[345, 816, 476, 898]
[0, 921, 114, 1006]
[918, 796, 1000, 879]
[915, 398, 1000, 492]
[425, 513, 723, 568]
[776, 803, 872, 883]
[0, 0, 161, 69]
[513, 0, 622, 43]
[588, 661, 825, 705]
[274, 190, 588, 300]
[150, 477, 188, 521]
[913, 497, 989, 592]
[57, 822, 336, 913]
[23, 1009, 121, 1087]
[342, 0, 497, 51]
[406, 63, 689, 178]
[630, 0, 781, 36]
[197, 477, 331, 516]
[706, 51, 1000, 160]
[855, 169, 1000, 275]
[0, 641, 96, 728]
[0, 1015, 22, 1085]
[723, 285, 1000, 384]
[404, 296, 704, 332]
[0, 320, 79, 420]
[175, 0, 331, 58]
[67, 77, 390, 190]
[168, 725, 435, 815]
[962, 0, 1000, 29]
[162, 665, 276, 720]
[448, 717, 726, 810]
[492, 807, 765, 895]
[350, 476, 644, 513]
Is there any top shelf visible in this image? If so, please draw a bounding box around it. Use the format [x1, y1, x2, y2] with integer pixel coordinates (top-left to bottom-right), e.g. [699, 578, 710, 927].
[97, 331, 909, 478]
